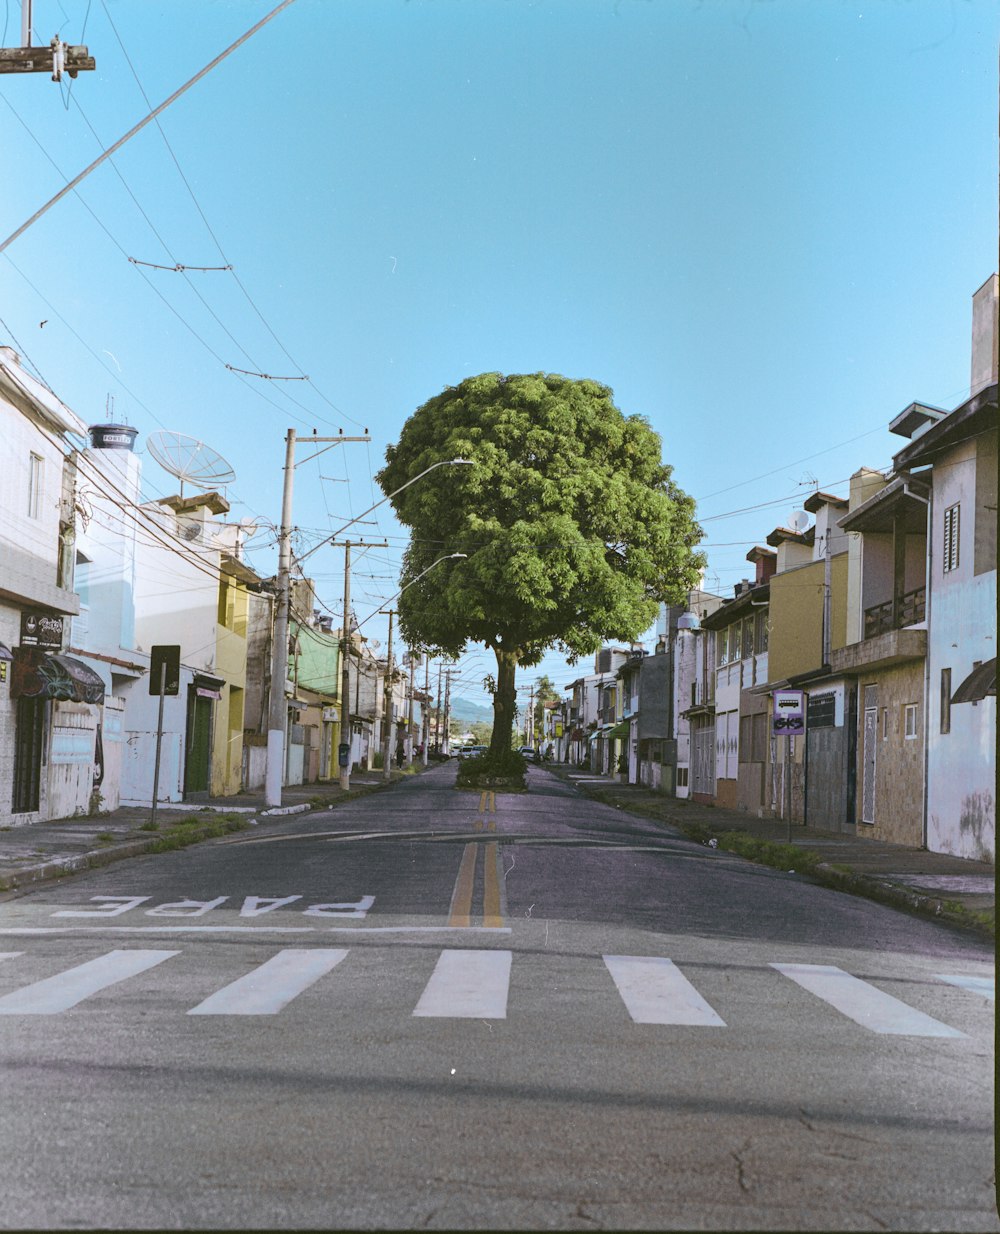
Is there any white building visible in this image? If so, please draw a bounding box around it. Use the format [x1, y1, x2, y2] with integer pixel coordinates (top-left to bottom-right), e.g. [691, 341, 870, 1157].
[890, 274, 997, 860]
[0, 348, 102, 824]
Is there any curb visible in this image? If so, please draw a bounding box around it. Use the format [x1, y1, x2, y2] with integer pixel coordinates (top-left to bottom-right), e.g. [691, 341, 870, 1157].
[569, 779, 995, 941]
[0, 773, 411, 894]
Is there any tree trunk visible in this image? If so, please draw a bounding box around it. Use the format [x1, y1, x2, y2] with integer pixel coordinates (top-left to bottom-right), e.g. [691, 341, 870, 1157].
[490, 648, 518, 756]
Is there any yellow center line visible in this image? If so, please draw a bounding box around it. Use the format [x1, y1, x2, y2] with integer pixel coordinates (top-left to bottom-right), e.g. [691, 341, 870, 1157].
[483, 840, 503, 927]
[447, 843, 478, 927]
[473, 819, 484, 833]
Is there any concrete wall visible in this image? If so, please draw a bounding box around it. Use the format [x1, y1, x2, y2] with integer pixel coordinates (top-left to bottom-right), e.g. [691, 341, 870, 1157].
[925, 433, 996, 861]
[855, 660, 925, 847]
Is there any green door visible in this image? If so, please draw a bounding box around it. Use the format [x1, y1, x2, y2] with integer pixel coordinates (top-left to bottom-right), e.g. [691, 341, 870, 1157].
[184, 690, 212, 795]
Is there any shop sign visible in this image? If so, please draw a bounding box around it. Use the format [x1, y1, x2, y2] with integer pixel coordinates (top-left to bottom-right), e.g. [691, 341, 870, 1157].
[20, 611, 64, 649]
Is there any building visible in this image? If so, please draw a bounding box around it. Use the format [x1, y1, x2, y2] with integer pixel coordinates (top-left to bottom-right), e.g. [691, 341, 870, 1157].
[0, 348, 100, 824]
[889, 274, 997, 860]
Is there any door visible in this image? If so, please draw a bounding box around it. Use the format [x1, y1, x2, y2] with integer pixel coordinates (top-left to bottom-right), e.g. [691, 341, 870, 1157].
[12, 697, 46, 814]
[861, 685, 878, 825]
[184, 690, 212, 796]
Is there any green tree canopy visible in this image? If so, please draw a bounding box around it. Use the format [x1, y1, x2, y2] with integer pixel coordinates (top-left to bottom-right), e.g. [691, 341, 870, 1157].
[377, 372, 704, 754]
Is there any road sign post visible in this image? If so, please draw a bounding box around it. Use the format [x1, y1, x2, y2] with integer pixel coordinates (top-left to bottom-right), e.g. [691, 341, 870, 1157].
[772, 690, 805, 842]
[149, 646, 180, 829]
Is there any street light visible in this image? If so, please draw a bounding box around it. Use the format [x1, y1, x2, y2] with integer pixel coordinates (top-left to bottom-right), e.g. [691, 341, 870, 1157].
[295, 459, 473, 567]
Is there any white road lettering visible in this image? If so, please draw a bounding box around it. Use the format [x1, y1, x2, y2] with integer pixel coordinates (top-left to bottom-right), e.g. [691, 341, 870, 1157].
[51, 896, 152, 918]
[239, 895, 303, 917]
[146, 897, 229, 917]
[303, 895, 375, 918]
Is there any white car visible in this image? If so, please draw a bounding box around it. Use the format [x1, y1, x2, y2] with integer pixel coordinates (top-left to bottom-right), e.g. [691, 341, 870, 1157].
[518, 746, 540, 763]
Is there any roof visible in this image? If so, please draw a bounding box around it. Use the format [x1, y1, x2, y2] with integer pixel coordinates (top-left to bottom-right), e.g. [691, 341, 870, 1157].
[766, 525, 815, 548]
[838, 475, 930, 535]
[892, 383, 998, 471]
[803, 490, 849, 513]
[700, 582, 769, 630]
[888, 401, 948, 440]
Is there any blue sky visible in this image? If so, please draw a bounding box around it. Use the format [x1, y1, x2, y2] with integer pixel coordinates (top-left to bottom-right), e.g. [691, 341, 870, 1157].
[1, 0, 996, 708]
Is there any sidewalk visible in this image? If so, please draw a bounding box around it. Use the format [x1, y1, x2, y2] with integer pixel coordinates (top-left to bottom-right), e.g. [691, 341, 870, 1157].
[0, 767, 422, 895]
[547, 766, 995, 940]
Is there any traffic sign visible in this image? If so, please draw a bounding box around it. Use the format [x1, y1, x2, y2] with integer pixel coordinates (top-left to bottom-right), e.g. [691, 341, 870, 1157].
[772, 689, 805, 735]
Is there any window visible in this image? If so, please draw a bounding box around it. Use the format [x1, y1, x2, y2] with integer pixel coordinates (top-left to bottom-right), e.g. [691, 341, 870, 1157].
[742, 616, 754, 660]
[731, 621, 742, 662]
[754, 609, 769, 653]
[882, 708, 888, 740]
[718, 626, 729, 665]
[940, 668, 951, 734]
[903, 703, 918, 739]
[27, 453, 43, 519]
[677, 766, 689, 787]
[943, 503, 960, 573]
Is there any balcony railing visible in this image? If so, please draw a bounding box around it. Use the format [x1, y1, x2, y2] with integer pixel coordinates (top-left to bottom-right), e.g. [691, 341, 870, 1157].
[864, 586, 926, 639]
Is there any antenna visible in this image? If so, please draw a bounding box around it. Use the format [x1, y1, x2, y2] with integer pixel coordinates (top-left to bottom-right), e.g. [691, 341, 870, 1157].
[146, 431, 236, 499]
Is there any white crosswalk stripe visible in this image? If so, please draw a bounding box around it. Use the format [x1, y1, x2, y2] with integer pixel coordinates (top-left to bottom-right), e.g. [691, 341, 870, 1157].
[604, 955, 726, 1025]
[0, 949, 178, 1014]
[0, 948, 987, 1036]
[934, 973, 995, 1000]
[188, 948, 348, 1015]
[412, 949, 512, 1019]
[771, 963, 967, 1037]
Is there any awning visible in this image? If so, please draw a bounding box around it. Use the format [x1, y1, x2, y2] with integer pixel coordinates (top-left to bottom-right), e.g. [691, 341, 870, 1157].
[951, 658, 996, 705]
[12, 653, 105, 704]
[606, 720, 631, 739]
[0, 642, 12, 662]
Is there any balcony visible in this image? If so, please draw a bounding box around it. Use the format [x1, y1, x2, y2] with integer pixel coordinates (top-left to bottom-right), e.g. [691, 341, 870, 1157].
[863, 586, 925, 639]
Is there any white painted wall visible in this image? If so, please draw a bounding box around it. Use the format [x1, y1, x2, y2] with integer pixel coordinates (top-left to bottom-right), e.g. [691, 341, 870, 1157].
[925, 438, 996, 861]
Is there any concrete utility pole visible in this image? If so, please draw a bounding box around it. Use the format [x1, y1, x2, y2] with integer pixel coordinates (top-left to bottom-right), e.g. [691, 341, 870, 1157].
[422, 655, 431, 766]
[264, 428, 369, 809]
[434, 661, 444, 755]
[340, 540, 353, 790]
[381, 610, 395, 782]
[405, 650, 415, 766]
[442, 667, 453, 757]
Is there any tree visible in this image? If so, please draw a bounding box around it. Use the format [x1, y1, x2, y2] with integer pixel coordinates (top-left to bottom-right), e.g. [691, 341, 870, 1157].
[376, 372, 704, 757]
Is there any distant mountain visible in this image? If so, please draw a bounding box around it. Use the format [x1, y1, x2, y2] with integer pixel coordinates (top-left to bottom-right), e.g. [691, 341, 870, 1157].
[448, 695, 494, 724]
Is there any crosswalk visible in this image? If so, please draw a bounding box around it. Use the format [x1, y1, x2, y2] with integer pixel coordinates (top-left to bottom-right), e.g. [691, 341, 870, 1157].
[0, 947, 991, 1035]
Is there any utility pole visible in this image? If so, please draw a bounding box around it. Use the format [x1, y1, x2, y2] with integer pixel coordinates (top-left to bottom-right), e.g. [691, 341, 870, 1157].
[442, 667, 453, 757]
[1, 1, 96, 78]
[381, 610, 395, 782]
[405, 649, 415, 766]
[264, 428, 369, 808]
[527, 683, 535, 746]
[339, 540, 353, 790]
[422, 655, 430, 766]
[434, 661, 444, 755]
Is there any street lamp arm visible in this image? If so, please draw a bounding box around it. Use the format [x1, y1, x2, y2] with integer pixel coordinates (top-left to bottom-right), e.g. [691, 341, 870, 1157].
[353, 553, 467, 634]
[295, 458, 473, 567]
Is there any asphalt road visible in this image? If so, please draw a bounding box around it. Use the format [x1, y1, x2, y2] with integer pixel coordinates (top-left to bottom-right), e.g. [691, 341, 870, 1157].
[0, 763, 994, 1230]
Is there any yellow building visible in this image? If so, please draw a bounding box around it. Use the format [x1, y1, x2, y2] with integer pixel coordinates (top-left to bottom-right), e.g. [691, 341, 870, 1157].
[211, 557, 255, 797]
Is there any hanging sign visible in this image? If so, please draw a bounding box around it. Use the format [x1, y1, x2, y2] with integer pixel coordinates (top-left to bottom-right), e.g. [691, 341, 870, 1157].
[20, 611, 64, 649]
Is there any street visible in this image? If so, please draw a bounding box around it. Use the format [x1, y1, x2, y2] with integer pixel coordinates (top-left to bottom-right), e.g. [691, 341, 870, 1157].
[0, 764, 994, 1231]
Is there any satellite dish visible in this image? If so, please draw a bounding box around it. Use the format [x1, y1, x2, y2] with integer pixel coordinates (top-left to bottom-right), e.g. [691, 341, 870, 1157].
[146, 431, 236, 497]
[788, 510, 810, 533]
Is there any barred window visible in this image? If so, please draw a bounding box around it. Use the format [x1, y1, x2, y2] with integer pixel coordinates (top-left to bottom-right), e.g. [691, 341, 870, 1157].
[943, 504, 960, 573]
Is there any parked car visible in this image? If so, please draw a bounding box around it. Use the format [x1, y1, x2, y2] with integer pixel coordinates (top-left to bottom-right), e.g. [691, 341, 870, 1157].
[518, 745, 540, 764]
[455, 746, 473, 760]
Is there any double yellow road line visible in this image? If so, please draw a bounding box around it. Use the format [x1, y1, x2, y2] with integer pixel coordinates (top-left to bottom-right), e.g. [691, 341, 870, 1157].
[448, 790, 505, 928]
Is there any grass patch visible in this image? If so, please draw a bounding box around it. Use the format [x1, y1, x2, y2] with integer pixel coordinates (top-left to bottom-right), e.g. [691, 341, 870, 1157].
[456, 748, 527, 791]
[138, 822, 159, 832]
[96, 831, 115, 843]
